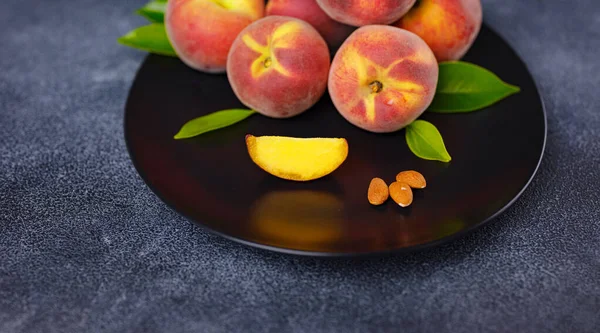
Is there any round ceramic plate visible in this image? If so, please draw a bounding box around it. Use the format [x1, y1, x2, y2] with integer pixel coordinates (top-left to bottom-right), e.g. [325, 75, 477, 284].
[124, 25, 546, 256]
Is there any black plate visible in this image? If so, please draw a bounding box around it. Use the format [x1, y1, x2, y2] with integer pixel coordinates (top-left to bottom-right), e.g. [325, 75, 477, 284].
[124, 24, 546, 256]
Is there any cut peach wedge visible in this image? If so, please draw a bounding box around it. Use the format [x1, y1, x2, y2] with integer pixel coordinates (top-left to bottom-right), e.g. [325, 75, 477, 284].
[245, 135, 349, 181]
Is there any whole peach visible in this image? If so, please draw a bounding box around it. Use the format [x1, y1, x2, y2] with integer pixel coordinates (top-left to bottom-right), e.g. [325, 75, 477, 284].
[165, 0, 264, 73]
[394, 0, 483, 61]
[316, 0, 416, 26]
[227, 16, 330, 118]
[328, 25, 438, 133]
[265, 0, 355, 50]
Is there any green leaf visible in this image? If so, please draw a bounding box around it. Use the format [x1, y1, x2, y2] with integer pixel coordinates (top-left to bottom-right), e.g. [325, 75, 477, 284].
[405, 120, 451, 162]
[136, 0, 167, 23]
[174, 109, 257, 139]
[117, 23, 177, 57]
[428, 61, 521, 113]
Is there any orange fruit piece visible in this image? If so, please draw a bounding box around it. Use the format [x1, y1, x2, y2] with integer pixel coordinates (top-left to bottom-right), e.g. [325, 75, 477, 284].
[245, 135, 349, 181]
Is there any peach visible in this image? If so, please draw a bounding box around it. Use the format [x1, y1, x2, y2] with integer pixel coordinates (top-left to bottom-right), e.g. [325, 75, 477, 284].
[328, 25, 439, 133]
[165, 0, 265, 73]
[394, 0, 483, 61]
[265, 0, 355, 50]
[227, 16, 330, 118]
[316, 0, 416, 26]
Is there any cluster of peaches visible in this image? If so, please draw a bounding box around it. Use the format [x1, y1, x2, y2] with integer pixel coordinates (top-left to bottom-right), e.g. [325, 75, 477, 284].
[166, 0, 482, 133]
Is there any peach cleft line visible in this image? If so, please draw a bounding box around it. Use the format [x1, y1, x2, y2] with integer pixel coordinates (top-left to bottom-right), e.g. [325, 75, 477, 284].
[339, 47, 428, 122]
[241, 22, 303, 79]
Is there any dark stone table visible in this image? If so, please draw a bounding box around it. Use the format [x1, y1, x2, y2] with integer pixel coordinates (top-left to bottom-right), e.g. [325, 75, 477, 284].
[1, 0, 598, 332]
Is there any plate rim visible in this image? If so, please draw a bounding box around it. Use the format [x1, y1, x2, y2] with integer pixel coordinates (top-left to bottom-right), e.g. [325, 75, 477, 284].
[123, 24, 548, 257]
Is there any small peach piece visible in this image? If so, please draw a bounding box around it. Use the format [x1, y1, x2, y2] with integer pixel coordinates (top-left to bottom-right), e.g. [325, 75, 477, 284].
[394, 0, 483, 61]
[368, 178, 389, 205]
[227, 16, 331, 118]
[265, 0, 355, 50]
[396, 170, 427, 189]
[328, 25, 439, 133]
[245, 135, 348, 181]
[316, 0, 416, 26]
[389, 182, 413, 207]
[165, 0, 265, 73]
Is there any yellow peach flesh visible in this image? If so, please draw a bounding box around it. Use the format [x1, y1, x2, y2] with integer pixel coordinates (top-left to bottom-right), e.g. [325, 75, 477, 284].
[245, 135, 348, 181]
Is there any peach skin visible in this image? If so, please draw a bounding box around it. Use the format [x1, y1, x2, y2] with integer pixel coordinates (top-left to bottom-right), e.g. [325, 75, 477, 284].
[328, 25, 439, 133]
[265, 0, 355, 50]
[227, 16, 330, 118]
[316, 0, 416, 26]
[394, 0, 483, 61]
[165, 0, 265, 73]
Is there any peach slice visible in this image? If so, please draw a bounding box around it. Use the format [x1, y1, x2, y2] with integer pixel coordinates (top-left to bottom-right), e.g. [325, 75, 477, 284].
[245, 135, 348, 181]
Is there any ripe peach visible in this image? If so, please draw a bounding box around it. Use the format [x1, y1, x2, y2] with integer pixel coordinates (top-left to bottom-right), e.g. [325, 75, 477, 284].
[265, 0, 354, 50]
[394, 0, 483, 61]
[328, 25, 438, 133]
[316, 0, 416, 26]
[227, 16, 330, 118]
[165, 0, 265, 73]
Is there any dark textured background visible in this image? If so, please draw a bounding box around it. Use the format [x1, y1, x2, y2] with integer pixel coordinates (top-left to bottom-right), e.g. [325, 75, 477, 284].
[1, 0, 599, 332]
